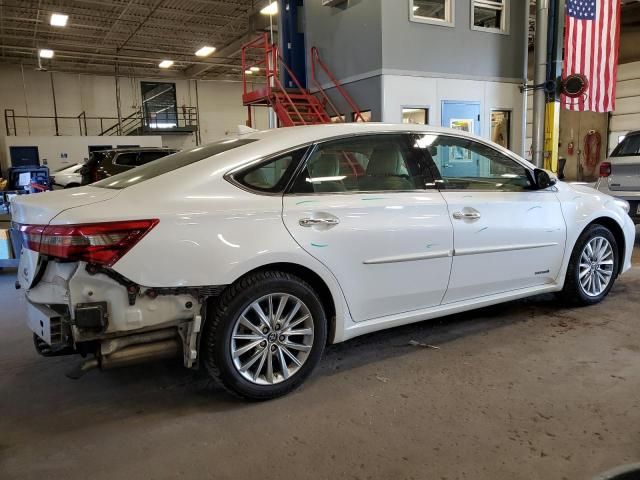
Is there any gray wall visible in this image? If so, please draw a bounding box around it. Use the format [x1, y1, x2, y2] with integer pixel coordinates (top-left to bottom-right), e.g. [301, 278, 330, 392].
[322, 76, 383, 121]
[304, 0, 382, 82]
[381, 0, 527, 80]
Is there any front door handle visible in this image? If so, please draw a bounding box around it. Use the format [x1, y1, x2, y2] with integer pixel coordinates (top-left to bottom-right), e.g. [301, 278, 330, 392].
[452, 211, 481, 220]
[299, 217, 340, 227]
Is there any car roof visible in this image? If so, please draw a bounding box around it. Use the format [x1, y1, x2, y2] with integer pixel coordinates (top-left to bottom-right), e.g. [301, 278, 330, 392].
[94, 147, 176, 154]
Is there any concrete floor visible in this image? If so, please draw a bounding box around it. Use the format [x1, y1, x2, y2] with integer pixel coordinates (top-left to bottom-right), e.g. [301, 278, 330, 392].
[1, 229, 639, 480]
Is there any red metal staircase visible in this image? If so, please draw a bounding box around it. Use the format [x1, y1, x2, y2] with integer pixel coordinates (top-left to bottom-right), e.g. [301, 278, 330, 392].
[241, 33, 365, 127]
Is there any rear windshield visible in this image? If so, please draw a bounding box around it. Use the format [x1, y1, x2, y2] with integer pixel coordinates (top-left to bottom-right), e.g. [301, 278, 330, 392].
[611, 134, 640, 157]
[92, 138, 257, 189]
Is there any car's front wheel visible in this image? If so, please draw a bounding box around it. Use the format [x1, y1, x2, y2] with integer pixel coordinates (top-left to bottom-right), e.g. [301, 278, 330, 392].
[559, 224, 619, 305]
[202, 271, 327, 400]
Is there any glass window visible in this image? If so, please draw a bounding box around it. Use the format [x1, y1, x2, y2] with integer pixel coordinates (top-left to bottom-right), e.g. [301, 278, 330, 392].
[491, 110, 511, 149]
[472, 0, 508, 32]
[235, 148, 308, 193]
[353, 110, 372, 123]
[141, 82, 178, 129]
[415, 134, 532, 191]
[612, 134, 640, 157]
[137, 151, 172, 166]
[330, 115, 346, 123]
[113, 152, 139, 167]
[93, 138, 257, 190]
[402, 108, 429, 125]
[410, 0, 453, 25]
[289, 134, 433, 194]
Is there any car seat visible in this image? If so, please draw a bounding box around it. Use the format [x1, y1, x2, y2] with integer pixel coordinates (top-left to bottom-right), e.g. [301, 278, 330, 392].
[358, 146, 414, 191]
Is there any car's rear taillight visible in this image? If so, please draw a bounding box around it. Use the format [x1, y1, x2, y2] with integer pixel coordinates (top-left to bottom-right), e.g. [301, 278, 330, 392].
[599, 162, 612, 177]
[19, 220, 158, 267]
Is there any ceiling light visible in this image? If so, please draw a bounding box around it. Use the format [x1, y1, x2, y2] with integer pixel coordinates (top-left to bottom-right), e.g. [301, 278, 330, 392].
[250, 66, 260, 72]
[159, 60, 174, 68]
[195, 46, 216, 57]
[244, 69, 253, 74]
[50, 13, 68, 27]
[39, 49, 54, 59]
[260, 2, 278, 15]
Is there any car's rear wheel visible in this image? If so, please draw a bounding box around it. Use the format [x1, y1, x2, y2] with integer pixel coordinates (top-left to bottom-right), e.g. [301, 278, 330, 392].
[559, 224, 619, 305]
[202, 271, 327, 400]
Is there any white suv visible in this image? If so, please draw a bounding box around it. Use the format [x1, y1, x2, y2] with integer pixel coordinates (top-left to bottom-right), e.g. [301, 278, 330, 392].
[595, 131, 640, 224]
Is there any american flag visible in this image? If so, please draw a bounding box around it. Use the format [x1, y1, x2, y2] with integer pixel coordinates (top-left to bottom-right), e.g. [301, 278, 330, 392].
[562, 0, 621, 112]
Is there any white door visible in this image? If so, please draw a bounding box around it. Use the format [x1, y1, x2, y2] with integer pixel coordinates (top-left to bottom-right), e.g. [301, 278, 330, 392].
[414, 133, 566, 303]
[282, 134, 454, 322]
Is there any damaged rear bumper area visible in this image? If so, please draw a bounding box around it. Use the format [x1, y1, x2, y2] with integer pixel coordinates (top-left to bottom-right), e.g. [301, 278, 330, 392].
[22, 258, 224, 377]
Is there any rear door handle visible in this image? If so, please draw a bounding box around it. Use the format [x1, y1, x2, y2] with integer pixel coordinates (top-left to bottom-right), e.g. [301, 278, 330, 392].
[299, 217, 340, 227]
[452, 211, 481, 220]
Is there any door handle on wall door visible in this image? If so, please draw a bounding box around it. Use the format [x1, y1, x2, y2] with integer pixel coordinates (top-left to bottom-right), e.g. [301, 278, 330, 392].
[452, 211, 481, 220]
[299, 217, 340, 227]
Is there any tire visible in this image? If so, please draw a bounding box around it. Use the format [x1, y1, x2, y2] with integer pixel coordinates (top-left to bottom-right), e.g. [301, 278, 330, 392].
[559, 224, 619, 306]
[202, 271, 327, 400]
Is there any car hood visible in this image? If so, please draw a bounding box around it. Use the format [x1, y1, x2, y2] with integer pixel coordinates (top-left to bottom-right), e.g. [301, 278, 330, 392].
[10, 186, 121, 225]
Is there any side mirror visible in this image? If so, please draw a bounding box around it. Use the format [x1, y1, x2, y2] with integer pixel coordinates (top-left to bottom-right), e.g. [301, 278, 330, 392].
[534, 168, 557, 190]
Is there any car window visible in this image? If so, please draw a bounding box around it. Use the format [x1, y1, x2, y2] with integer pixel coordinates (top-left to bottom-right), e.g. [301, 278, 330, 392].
[93, 138, 257, 189]
[114, 152, 139, 167]
[414, 134, 532, 191]
[137, 151, 170, 165]
[611, 134, 640, 157]
[234, 148, 308, 193]
[288, 134, 432, 194]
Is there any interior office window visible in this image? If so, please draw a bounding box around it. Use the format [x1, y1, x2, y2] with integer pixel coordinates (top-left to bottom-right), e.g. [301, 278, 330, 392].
[490, 110, 511, 149]
[415, 134, 531, 191]
[410, 0, 454, 26]
[141, 82, 178, 129]
[289, 134, 432, 194]
[402, 108, 429, 125]
[353, 110, 372, 123]
[472, 0, 508, 33]
[330, 114, 346, 123]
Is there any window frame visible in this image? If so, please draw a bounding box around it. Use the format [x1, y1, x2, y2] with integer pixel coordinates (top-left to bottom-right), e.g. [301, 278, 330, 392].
[285, 133, 436, 196]
[471, 0, 509, 35]
[140, 81, 179, 129]
[490, 108, 512, 150]
[226, 144, 313, 196]
[409, 0, 455, 28]
[401, 106, 430, 125]
[414, 132, 536, 192]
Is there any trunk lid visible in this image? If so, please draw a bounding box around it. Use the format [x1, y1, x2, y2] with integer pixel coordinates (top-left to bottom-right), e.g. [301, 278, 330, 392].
[10, 186, 121, 225]
[609, 156, 640, 191]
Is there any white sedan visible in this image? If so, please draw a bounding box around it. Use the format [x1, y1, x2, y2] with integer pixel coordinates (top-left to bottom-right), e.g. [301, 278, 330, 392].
[12, 124, 635, 400]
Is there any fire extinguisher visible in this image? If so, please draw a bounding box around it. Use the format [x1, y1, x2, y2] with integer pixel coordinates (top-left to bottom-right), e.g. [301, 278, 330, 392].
[567, 141, 575, 156]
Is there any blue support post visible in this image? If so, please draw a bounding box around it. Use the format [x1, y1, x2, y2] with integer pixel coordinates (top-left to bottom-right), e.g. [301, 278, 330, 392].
[279, 0, 307, 89]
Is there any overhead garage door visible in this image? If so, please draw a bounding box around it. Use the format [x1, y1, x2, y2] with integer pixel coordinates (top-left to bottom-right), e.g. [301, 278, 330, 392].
[609, 61, 640, 154]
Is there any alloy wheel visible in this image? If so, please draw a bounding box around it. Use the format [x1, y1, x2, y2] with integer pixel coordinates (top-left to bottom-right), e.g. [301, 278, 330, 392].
[579, 236, 614, 297]
[230, 293, 315, 385]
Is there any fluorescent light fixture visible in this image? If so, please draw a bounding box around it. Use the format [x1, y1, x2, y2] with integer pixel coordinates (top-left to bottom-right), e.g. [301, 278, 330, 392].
[260, 2, 278, 15]
[244, 69, 253, 74]
[195, 46, 216, 57]
[50, 13, 68, 27]
[39, 49, 54, 59]
[159, 60, 174, 68]
[250, 66, 260, 72]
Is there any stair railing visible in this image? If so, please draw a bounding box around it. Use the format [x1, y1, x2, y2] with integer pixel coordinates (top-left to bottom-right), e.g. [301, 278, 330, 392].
[310, 47, 365, 122]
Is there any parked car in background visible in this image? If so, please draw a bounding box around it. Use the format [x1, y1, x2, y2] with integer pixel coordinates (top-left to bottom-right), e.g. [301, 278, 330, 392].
[51, 164, 83, 189]
[12, 124, 635, 400]
[80, 147, 177, 185]
[595, 131, 640, 224]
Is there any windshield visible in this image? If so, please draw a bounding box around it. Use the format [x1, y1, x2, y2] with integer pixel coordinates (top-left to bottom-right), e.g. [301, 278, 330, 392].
[92, 138, 257, 189]
[611, 134, 640, 157]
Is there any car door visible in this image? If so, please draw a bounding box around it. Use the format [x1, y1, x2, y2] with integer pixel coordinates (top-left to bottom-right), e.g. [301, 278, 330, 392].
[281, 133, 454, 323]
[414, 132, 566, 304]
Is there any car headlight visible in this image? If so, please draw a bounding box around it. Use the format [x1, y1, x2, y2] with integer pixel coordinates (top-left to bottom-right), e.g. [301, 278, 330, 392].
[614, 198, 630, 213]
